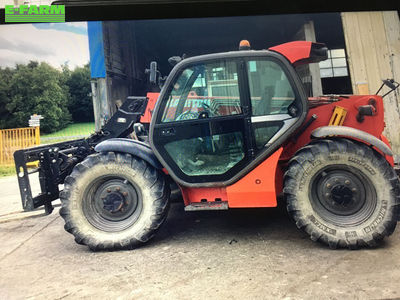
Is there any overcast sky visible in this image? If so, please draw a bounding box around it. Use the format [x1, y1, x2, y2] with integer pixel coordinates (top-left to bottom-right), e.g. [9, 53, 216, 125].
[0, 22, 89, 70]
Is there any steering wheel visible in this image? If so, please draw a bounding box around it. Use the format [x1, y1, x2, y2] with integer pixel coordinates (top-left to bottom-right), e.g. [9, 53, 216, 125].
[199, 102, 217, 118]
[202, 102, 211, 110]
[176, 102, 217, 120]
[176, 110, 199, 121]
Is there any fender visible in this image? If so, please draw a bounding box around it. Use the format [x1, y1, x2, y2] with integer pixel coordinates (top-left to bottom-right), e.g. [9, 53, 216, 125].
[311, 126, 393, 156]
[95, 138, 163, 169]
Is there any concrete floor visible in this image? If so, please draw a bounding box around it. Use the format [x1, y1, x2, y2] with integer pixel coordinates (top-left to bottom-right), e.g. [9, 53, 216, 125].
[0, 174, 42, 217]
[0, 175, 400, 299]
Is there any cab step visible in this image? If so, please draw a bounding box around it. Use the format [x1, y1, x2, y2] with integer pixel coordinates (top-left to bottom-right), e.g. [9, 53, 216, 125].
[184, 201, 228, 211]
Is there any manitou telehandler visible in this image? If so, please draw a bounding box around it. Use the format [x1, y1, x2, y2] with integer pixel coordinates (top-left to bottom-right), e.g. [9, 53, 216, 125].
[15, 40, 400, 250]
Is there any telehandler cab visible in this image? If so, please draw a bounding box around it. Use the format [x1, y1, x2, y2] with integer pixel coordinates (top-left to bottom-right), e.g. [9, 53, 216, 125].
[15, 40, 400, 250]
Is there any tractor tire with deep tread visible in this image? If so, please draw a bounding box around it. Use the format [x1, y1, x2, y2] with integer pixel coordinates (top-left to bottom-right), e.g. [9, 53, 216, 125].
[59, 152, 170, 251]
[284, 138, 400, 249]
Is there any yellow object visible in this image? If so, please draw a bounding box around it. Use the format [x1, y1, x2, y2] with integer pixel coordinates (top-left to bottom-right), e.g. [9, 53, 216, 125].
[329, 106, 348, 126]
[35, 126, 40, 145]
[356, 83, 369, 95]
[0, 127, 40, 166]
[26, 161, 40, 168]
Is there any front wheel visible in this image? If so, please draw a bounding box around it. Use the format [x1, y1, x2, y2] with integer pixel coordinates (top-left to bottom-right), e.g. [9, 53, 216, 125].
[284, 138, 400, 249]
[59, 152, 170, 250]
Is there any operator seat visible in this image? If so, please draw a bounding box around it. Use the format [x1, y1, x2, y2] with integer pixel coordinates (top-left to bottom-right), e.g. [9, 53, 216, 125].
[254, 86, 274, 115]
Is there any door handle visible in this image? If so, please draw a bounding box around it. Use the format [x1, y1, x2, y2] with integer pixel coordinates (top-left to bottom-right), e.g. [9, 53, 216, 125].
[161, 128, 176, 136]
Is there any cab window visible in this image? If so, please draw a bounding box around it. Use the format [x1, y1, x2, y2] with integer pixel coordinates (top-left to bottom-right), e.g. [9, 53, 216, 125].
[161, 60, 242, 122]
[247, 60, 295, 116]
[247, 59, 297, 150]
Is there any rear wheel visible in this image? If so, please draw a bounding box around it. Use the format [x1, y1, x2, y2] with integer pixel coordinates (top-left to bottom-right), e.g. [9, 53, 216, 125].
[284, 138, 400, 249]
[60, 152, 170, 250]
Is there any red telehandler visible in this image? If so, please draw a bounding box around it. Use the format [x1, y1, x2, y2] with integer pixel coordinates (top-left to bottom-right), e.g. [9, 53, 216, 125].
[14, 40, 400, 250]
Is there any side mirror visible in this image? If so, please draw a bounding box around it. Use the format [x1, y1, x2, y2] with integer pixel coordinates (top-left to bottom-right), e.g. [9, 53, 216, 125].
[149, 61, 157, 84]
[145, 61, 158, 84]
[145, 61, 166, 89]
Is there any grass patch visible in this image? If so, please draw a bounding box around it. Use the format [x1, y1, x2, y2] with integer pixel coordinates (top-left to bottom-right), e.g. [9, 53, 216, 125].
[41, 122, 95, 144]
[0, 165, 16, 177]
[42, 122, 95, 138]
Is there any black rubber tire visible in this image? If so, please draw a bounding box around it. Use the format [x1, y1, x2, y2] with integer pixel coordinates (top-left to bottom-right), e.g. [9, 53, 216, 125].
[59, 152, 170, 251]
[284, 138, 400, 249]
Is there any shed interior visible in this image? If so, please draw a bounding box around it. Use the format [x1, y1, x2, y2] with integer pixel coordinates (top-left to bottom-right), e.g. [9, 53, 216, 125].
[101, 13, 351, 109]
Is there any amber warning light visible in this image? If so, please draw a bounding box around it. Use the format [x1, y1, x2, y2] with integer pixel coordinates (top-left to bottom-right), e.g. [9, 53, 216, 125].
[239, 40, 251, 50]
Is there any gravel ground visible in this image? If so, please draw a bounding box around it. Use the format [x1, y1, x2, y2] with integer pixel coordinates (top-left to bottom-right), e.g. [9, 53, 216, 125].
[0, 175, 400, 299]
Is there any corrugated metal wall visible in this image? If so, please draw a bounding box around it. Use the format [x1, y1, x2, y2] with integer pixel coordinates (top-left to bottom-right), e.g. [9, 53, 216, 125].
[342, 11, 400, 154]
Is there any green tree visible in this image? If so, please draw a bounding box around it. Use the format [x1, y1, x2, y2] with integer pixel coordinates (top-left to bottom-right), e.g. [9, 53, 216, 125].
[66, 64, 94, 122]
[4, 61, 71, 133]
[0, 67, 14, 129]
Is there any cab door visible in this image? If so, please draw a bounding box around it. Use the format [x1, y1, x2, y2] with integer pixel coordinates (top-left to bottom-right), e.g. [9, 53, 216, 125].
[151, 58, 252, 185]
[245, 58, 302, 156]
[150, 52, 307, 187]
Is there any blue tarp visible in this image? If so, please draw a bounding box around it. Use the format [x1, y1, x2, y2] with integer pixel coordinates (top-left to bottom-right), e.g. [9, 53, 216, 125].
[87, 21, 106, 78]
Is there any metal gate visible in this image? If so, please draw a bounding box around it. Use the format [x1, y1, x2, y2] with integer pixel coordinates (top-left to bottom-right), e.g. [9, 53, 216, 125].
[0, 127, 40, 165]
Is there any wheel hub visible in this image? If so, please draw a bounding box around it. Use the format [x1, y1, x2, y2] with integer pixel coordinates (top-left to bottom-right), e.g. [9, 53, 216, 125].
[94, 179, 138, 222]
[103, 192, 125, 213]
[316, 171, 366, 216]
[331, 185, 353, 206]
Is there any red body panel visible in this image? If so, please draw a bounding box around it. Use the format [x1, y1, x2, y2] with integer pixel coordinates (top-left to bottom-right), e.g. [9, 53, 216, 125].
[140, 92, 159, 124]
[280, 95, 386, 162]
[180, 186, 228, 206]
[226, 148, 283, 207]
[269, 41, 313, 65]
[180, 148, 283, 208]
